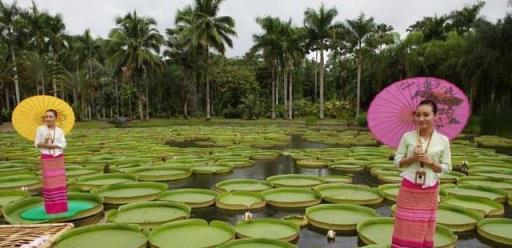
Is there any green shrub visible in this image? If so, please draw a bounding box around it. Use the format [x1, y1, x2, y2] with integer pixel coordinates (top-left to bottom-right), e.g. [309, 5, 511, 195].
[356, 112, 368, 127]
[324, 99, 352, 119]
[480, 105, 512, 137]
[305, 116, 318, 126]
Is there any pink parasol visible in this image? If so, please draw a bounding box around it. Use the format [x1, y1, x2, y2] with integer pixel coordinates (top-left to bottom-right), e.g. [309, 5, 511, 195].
[367, 77, 471, 148]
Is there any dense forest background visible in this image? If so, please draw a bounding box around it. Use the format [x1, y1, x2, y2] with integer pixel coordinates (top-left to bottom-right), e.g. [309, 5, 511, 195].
[0, 0, 510, 135]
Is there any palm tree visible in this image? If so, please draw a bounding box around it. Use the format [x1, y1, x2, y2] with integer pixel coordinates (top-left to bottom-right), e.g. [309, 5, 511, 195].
[253, 16, 282, 119]
[345, 14, 376, 118]
[285, 26, 305, 120]
[0, 1, 22, 104]
[304, 4, 338, 119]
[165, 24, 195, 118]
[185, 0, 236, 120]
[108, 10, 163, 120]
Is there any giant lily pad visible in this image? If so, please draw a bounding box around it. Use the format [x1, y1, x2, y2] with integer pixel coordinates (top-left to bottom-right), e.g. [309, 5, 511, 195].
[53, 223, 147, 248]
[92, 182, 168, 204]
[356, 217, 456, 248]
[261, 188, 321, 208]
[0, 175, 41, 192]
[216, 191, 266, 210]
[266, 174, 323, 188]
[124, 166, 192, 181]
[215, 179, 272, 192]
[441, 195, 504, 217]
[457, 176, 512, 191]
[436, 203, 483, 232]
[149, 219, 235, 248]
[2, 193, 103, 224]
[72, 173, 138, 191]
[236, 218, 299, 241]
[440, 184, 508, 203]
[159, 188, 219, 208]
[106, 201, 190, 228]
[476, 218, 512, 246]
[217, 238, 297, 248]
[305, 203, 378, 231]
[313, 183, 383, 205]
[377, 184, 400, 202]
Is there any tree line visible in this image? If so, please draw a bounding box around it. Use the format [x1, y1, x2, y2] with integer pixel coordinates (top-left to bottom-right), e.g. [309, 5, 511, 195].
[0, 0, 510, 129]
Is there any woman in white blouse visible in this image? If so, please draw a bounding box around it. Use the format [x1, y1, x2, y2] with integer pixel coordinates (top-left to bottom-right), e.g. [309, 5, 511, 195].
[34, 109, 69, 215]
[391, 99, 452, 248]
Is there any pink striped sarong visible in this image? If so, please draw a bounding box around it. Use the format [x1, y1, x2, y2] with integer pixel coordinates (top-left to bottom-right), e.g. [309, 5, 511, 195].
[41, 154, 68, 214]
[392, 179, 439, 248]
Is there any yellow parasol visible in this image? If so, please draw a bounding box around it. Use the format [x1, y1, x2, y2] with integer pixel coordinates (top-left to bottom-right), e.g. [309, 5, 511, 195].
[12, 95, 75, 141]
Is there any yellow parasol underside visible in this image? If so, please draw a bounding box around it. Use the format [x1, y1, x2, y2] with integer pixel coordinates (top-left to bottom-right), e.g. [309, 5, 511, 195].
[12, 95, 75, 141]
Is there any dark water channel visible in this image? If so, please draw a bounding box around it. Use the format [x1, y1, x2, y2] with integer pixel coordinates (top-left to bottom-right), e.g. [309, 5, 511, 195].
[166, 135, 510, 248]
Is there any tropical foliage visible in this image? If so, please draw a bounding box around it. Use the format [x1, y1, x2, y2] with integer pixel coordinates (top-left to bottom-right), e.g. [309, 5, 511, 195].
[0, 1, 510, 135]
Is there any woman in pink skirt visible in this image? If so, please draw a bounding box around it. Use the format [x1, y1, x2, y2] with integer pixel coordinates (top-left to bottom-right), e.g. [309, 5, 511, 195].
[392, 99, 452, 248]
[34, 109, 68, 215]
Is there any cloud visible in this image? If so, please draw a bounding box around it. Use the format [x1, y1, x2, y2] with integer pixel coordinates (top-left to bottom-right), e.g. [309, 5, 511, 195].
[6, 0, 510, 57]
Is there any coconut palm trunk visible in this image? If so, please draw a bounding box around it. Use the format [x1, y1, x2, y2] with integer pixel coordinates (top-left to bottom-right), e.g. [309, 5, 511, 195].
[319, 46, 325, 119]
[205, 48, 211, 120]
[283, 66, 287, 115]
[356, 59, 362, 118]
[10, 47, 20, 104]
[288, 71, 293, 120]
[271, 62, 276, 119]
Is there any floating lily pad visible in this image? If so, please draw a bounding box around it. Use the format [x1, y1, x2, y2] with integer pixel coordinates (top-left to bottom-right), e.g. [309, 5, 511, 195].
[0, 190, 30, 209]
[262, 188, 321, 208]
[266, 174, 323, 188]
[217, 238, 297, 248]
[0, 175, 41, 192]
[216, 179, 272, 192]
[236, 218, 299, 241]
[440, 184, 508, 203]
[321, 175, 352, 184]
[216, 191, 266, 210]
[149, 219, 235, 248]
[72, 173, 138, 191]
[159, 188, 219, 208]
[329, 160, 366, 172]
[106, 201, 190, 228]
[2, 193, 103, 224]
[457, 176, 512, 191]
[296, 160, 328, 168]
[93, 182, 168, 204]
[477, 218, 512, 246]
[250, 151, 281, 160]
[53, 223, 147, 248]
[440, 171, 465, 183]
[216, 159, 254, 168]
[314, 183, 383, 205]
[282, 215, 308, 228]
[436, 203, 483, 232]
[191, 164, 233, 174]
[377, 184, 399, 202]
[124, 166, 192, 181]
[356, 217, 456, 248]
[441, 195, 504, 217]
[305, 203, 378, 231]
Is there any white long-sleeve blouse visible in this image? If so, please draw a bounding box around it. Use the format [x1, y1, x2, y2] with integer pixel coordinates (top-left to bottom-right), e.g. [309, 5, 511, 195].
[393, 129, 452, 188]
[34, 125, 66, 156]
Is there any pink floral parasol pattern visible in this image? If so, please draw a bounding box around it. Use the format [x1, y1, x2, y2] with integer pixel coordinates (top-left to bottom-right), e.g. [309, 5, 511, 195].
[367, 77, 471, 148]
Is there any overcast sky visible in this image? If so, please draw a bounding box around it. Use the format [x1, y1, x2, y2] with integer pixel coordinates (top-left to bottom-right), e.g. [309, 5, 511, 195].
[6, 0, 511, 57]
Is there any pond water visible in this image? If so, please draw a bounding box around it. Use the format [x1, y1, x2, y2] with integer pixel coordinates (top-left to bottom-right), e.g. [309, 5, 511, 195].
[165, 135, 510, 248]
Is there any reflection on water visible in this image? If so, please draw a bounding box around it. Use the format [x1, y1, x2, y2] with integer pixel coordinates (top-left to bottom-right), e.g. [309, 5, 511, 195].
[164, 136, 506, 248]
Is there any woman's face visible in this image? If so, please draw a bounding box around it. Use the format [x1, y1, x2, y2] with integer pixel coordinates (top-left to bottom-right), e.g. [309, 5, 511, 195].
[44, 111, 56, 126]
[414, 104, 436, 130]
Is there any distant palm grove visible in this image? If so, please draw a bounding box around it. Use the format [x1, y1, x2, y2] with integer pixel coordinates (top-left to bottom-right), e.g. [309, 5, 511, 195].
[0, 0, 511, 133]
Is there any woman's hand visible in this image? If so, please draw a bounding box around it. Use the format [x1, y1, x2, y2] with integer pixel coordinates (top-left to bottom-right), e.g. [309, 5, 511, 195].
[417, 153, 433, 165]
